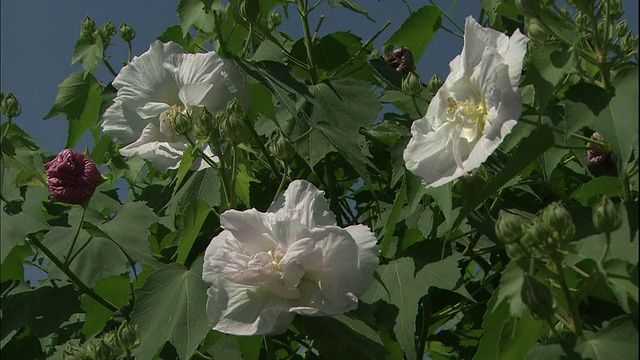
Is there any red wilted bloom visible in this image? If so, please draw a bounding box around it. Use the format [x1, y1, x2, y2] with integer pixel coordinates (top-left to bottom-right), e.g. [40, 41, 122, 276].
[385, 47, 414, 74]
[44, 149, 102, 205]
[587, 132, 618, 177]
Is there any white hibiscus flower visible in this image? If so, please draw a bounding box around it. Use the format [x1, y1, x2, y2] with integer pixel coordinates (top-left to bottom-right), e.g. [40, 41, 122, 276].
[202, 180, 379, 336]
[101, 40, 248, 170]
[403, 17, 528, 188]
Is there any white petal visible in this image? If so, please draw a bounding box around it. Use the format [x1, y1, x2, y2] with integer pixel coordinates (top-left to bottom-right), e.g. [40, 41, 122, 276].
[268, 180, 336, 228]
[101, 100, 141, 143]
[137, 102, 171, 119]
[178, 83, 215, 108]
[206, 276, 294, 335]
[344, 225, 379, 295]
[118, 123, 185, 170]
[220, 209, 278, 255]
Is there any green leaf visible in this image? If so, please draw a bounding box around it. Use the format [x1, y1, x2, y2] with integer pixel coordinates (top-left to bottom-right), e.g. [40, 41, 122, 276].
[415, 253, 474, 300]
[176, 199, 211, 265]
[157, 25, 197, 52]
[307, 78, 381, 182]
[1, 186, 50, 263]
[575, 317, 639, 360]
[131, 263, 210, 360]
[177, 0, 221, 36]
[0, 244, 33, 282]
[327, 0, 374, 21]
[80, 275, 133, 337]
[361, 257, 423, 360]
[571, 176, 622, 206]
[71, 38, 104, 75]
[475, 288, 547, 360]
[1, 284, 81, 338]
[379, 179, 406, 256]
[43, 71, 103, 148]
[493, 261, 526, 318]
[294, 315, 386, 359]
[97, 201, 160, 267]
[564, 67, 639, 165]
[453, 126, 555, 231]
[425, 182, 453, 232]
[602, 260, 638, 313]
[384, 5, 441, 63]
[170, 167, 221, 215]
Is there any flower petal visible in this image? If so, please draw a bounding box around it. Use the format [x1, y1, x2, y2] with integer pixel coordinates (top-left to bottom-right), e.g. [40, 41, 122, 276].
[178, 83, 215, 108]
[220, 209, 278, 255]
[119, 123, 185, 170]
[268, 180, 336, 228]
[206, 276, 295, 336]
[137, 101, 171, 119]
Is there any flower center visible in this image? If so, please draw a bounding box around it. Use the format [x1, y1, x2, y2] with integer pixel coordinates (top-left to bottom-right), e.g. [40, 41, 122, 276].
[268, 249, 284, 272]
[159, 104, 189, 137]
[447, 97, 487, 142]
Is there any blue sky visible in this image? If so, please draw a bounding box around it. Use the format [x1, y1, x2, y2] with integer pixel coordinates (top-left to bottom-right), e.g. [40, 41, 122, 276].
[1, 0, 638, 155]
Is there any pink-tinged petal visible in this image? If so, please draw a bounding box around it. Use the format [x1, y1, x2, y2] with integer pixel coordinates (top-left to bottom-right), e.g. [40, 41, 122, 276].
[220, 209, 278, 254]
[206, 276, 294, 336]
[268, 180, 336, 228]
[119, 123, 185, 170]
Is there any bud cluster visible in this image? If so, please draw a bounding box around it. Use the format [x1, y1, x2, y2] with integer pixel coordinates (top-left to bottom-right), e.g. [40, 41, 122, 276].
[61, 321, 139, 360]
[220, 98, 248, 145]
[401, 72, 423, 97]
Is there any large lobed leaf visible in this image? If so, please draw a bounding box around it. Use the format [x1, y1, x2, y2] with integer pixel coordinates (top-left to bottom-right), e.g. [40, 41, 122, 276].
[130, 263, 210, 359]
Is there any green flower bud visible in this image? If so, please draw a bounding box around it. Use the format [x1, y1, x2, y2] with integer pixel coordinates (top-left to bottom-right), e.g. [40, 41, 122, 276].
[103, 20, 116, 37]
[161, 104, 192, 136]
[540, 202, 575, 243]
[426, 74, 444, 95]
[221, 98, 247, 144]
[401, 72, 423, 97]
[528, 217, 552, 248]
[239, 0, 261, 24]
[505, 242, 528, 260]
[116, 320, 141, 352]
[274, 131, 294, 161]
[193, 107, 216, 141]
[574, 12, 589, 29]
[616, 20, 629, 37]
[268, 11, 282, 30]
[1, 92, 21, 118]
[608, 0, 624, 19]
[525, 17, 550, 43]
[592, 195, 622, 234]
[515, 0, 540, 16]
[621, 33, 638, 56]
[62, 343, 86, 360]
[119, 21, 136, 42]
[94, 337, 118, 360]
[495, 210, 528, 244]
[521, 274, 555, 319]
[559, 6, 571, 19]
[81, 16, 97, 39]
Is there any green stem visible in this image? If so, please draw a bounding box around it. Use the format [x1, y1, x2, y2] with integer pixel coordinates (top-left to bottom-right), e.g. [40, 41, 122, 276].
[186, 136, 232, 209]
[297, 0, 318, 83]
[272, 163, 288, 204]
[65, 205, 87, 265]
[102, 57, 119, 77]
[600, 231, 612, 264]
[429, 0, 464, 33]
[213, 10, 228, 55]
[2, 117, 12, 138]
[241, 115, 281, 177]
[127, 41, 133, 63]
[28, 234, 119, 312]
[518, 117, 609, 148]
[552, 255, 583, 336]
[330, 21, 391, 78]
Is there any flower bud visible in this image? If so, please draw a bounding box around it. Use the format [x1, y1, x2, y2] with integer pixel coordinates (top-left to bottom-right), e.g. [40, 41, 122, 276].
[268, 11, 282, 30]
[592, 195, 622, 234]
[62, 343, 86, 360]
[528, 217, 552, 248]
[1, 92, 21, 118]
[525, 17, 550, 43]
[221, 98, 247, 144]
[521, 274, 555, 319]
[116, 320, 140, 352]
[274, 131, 294, 161]
[81, 16, 97, 39]
[495, 210, 528, 244]
[239, 0, 261, 24]
[385, 47, 414, 74]
[94, 337, 118, 360]
[44, 149, 102, 205]
[616, 20, 629, 37]
[119, 21, 136, 42]
[426, 74, 444, 95]
[540, 202, 575, 243]
[515, 0, 540, 16]
[607, 0, 624, 19]
[587, 132, 618, 177]
[621, 33, 638, 56]
[401, 72, 423, 97]
[103, 20, 116, 37]
[193, 107, 215, 141]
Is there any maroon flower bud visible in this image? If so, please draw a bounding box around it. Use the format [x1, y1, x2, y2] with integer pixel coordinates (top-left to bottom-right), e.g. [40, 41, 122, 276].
[44, 149, 102, 205]
[385, 47, 414, 74]
[587, 132, 618, 177]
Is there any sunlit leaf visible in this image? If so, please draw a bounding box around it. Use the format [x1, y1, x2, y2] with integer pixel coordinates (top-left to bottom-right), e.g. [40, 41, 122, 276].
[131, 263, 210, 360]
[1, 186, 50, 263]
[177, 0, 221, 36]
[71, 38, 104, 75]
[384, 5, 441, 62]
[576, 317, 639, 360]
